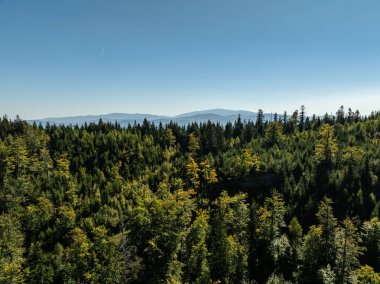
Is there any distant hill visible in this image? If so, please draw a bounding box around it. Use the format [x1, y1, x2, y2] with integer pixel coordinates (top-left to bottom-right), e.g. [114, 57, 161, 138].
[28, 109, 274, 126]
[29, 113, 169, 126]
[174, 109, 256, 118]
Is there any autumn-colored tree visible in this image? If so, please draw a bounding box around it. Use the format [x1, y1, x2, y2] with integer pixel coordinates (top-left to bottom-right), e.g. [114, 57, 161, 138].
[186, 156, 200, 190]
[315, 124, 338, 165]
[188, 132, 201, 156]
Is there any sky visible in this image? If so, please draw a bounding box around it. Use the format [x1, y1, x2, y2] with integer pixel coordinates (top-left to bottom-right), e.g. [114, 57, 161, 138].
[0, 0, 380, 119]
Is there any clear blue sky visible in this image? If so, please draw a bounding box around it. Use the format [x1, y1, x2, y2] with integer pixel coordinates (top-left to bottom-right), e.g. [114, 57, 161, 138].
[1, 0, 379, 119]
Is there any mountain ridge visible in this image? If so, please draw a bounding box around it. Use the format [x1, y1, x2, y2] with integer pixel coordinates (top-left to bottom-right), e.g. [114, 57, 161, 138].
[28, 109, 271, 126]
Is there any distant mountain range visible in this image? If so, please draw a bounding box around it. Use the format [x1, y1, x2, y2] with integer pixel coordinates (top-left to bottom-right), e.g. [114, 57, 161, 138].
[28, 109, 274, 126]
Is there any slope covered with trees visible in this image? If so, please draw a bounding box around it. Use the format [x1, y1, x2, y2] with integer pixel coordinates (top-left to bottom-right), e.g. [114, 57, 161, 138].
[0, 106, 379, 283]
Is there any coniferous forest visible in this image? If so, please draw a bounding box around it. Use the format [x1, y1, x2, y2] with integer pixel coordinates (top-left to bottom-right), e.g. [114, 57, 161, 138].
[1, 106, 380, 284]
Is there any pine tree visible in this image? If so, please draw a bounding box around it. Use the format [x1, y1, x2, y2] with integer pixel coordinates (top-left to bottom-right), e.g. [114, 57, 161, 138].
[336, 106, 346, 124]
[209, 192, 249, 283]
[335, 218, 364, 284]
[264, 122, 284, 147]
[298, 226, 324, 283]
[361, 218, 380, 271]
[316, 197, 338, 266]
[255, 191, 288, 282]
[256, 109, 265, 137]
[299, 105, 306, 132]
[184, 210, 210, 284]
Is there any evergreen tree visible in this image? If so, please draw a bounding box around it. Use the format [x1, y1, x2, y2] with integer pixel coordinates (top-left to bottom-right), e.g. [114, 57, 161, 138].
[299, 105, 306, 132]
[0, 111, 378, 283]
[256, 109, 265, 137]
[335, 218, 364, 284]
[316, 197, 338, 267]
[315, 124, 338, 165]
[0, 214, 25, 283]
[264, 122, 284, 147]
[184, 210, 210, 284]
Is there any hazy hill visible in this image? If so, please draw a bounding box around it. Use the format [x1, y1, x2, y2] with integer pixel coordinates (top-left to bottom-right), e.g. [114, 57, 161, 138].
[28, 109, 274, 126]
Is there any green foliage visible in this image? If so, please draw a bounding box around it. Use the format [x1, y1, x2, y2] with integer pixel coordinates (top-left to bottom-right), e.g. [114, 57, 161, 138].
[186, 156, 200, 189]
[0, 214, 25, 284]
[254, 191, 289, 281]
[188, 132, 201, 155]
[335, 218, 364, 284]
[184, 209, 210, 284]
[298, 225, 324, 283]
[125, 186, 195, 282]
[288, 216, 303, 241]
[200, 160, 218, 185]
[220, 148, 262, 179]
[264, 122, 284, 147]
[343, 146, 365, 165]
[362, 218, 380, 270]
[209, 192, 249, 283]
[4, 136, 30, 178]
[354, 265, 380, 284]
[0, 109, 379, 283]
[315, 124, 338, 165]
[316, 198, 338, 266]
[25, 197, 54, 233]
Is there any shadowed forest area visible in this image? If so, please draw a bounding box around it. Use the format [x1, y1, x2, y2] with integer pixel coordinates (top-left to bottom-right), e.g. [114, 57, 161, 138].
[0, 106, 379, 283]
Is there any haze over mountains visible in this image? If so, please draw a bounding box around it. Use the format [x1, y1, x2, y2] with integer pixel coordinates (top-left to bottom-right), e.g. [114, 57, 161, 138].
[28, 109, 273, 126]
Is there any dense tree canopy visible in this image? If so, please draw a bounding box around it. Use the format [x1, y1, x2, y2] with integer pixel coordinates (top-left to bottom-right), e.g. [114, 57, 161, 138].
[0, 107, 379, 283]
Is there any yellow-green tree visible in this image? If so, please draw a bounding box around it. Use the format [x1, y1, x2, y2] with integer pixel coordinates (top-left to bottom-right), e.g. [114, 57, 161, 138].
[63, 227, 92, 282]
[354, 265, 380, 284]
[188, 133, 200, 156]
[186, 157, 200, 190]
[55, 154, 71, 180]
[241, 148, 262, 174]
[209, 192, 249, 283]
[315, 124, 338, 164]
[125, 185, 195, 282]
[200, 160, 218, 185]
[343, 146, 364, 165]
[255, 191, 288, 281]
[25, 197, 54, 233]
[4, 136, 30, 178]
[0, 214, 26, 283]
[184, 209, 210, 284]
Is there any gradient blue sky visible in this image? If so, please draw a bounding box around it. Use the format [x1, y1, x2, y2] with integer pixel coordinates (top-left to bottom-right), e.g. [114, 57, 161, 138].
[1, 0, 379, 119]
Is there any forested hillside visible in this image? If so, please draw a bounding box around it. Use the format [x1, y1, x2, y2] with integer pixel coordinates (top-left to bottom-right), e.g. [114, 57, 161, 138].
[0, 107, 379, 283]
